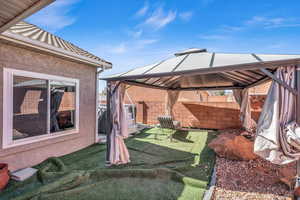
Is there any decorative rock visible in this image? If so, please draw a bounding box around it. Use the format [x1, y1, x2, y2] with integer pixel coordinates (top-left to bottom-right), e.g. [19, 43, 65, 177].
[213, 157, 294, 200]
[278, 166, 296, 190]
[208, 133, 258, 161]
[253, 163, 296, 190]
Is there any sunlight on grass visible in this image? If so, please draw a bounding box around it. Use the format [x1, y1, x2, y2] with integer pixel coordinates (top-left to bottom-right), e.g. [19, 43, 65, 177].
[1, 128, 217, 200]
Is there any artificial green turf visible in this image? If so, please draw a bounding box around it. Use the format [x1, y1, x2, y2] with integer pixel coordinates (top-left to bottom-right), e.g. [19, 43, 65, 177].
[1, 128, 217, 200]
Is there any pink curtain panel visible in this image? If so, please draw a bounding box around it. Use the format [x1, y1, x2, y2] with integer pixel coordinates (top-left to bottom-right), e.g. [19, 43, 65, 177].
[233, 89, 257, 132]
[109, 82, 130, 165]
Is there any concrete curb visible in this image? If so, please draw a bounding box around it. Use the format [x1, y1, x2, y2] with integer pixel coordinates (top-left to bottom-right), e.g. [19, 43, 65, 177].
[203, 165, 217, 200]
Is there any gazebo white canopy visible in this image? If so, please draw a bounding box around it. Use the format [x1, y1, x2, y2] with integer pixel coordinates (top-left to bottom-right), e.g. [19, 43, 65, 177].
[103, 48, 300, 93]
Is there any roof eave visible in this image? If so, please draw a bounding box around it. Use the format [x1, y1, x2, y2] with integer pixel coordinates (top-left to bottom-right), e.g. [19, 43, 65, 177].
[0, 32, 112, 69]
[0, 0, 55, 33]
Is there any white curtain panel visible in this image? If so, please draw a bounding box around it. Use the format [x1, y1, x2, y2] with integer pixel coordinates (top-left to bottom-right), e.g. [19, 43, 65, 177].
[233, 88, 256, 132]
[254, 66, 298, 164]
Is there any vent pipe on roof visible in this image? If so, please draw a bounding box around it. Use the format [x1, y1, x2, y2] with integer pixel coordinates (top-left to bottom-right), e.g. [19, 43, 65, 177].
[174, 48, 207, 56]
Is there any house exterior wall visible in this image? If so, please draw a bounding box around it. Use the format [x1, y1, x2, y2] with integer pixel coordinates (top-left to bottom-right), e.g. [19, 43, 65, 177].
[0, 42, 97, 171]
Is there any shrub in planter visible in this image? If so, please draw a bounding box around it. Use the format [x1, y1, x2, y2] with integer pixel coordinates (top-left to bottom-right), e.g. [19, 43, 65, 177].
[0, 163, 9, 190]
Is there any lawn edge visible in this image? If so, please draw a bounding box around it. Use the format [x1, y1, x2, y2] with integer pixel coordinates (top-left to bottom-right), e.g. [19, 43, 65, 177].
[203, 165, 217, 200]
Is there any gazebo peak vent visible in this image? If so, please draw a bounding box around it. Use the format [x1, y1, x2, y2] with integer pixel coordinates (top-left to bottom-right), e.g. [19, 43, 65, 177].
[174, 48, 207, 56]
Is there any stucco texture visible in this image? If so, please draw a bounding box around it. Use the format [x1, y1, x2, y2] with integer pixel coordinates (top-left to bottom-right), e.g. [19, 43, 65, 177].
[0, 42, 97, 171]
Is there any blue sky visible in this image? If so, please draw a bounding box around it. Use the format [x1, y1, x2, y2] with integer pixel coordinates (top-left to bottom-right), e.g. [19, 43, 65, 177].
[26, 0, 300, 89]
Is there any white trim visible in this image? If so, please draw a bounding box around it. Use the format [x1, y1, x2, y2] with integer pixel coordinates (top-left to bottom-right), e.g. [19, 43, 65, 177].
[6, 130, 79, 148]
[3, 68, 13, 148]
[75, 79, 80, 131]
[5, 68, 79, 83]
[2, 68, 80, 149]
[47, 80, 51, 134]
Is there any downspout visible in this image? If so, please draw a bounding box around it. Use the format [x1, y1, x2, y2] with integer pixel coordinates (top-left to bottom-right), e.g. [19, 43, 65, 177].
[95, 67, 104, 143]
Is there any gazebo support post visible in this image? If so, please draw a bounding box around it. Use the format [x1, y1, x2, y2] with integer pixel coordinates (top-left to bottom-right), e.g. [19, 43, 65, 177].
[260, 68, 297, 95]
[105, 82, 112, 165]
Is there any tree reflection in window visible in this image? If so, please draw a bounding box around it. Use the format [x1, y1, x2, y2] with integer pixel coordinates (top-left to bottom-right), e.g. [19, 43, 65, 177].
[13, 76, 48, 140]
[50, 81, 76, 133]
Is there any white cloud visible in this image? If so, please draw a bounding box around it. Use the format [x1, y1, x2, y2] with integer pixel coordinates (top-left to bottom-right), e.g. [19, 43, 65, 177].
[214, 16, 300, 35]
[219, 16, 300, 33]
[246, 16, 300, 29]
[26, 0, 80, 32]
[199, 34, 228, 40]
[269, 23, 300, 28]
[143, 6, 176, 30]
[127, 29, 143, 38]
[246, 16, 283, 26]
[136, 39, 158, 47]
[219, 25, 244, 32]
[106, 38, 158, 55]
[135, 2, 149, 17]
[179, 11, 193, 21]
[110, 43, 127, 54]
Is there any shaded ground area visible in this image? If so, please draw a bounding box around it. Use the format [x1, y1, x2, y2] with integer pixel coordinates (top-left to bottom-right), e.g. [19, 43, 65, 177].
[1, 128, 217, 200]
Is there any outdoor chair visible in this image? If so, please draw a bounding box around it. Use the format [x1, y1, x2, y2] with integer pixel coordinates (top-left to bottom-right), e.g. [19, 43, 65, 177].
[157, 116, 181, 142]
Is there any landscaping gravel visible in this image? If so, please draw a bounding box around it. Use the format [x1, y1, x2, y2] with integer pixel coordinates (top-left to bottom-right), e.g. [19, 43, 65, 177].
[212, 157, 294, 200]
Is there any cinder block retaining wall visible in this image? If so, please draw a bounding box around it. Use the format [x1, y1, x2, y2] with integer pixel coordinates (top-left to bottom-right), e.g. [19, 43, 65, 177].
[134, 95, 265, 130]
[122, 85, 268, 129]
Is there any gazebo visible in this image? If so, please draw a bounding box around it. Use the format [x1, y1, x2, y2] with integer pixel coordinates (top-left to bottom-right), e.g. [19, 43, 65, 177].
[101, 48, 300, 189]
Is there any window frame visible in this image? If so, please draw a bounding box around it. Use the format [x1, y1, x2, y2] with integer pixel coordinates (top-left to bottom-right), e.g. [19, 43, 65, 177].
[3, 68, 80, 148]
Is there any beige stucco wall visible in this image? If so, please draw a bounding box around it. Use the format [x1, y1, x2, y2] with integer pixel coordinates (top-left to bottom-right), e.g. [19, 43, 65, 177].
[0, 42, 98, 171]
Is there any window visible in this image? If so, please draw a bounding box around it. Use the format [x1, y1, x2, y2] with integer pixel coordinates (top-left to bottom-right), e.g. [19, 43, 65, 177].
[124, 104, 137, 134]
[3, 68, 79, 148]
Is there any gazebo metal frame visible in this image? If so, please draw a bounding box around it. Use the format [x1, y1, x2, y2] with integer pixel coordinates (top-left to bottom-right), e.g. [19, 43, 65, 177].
[101, 49, 300, 187]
